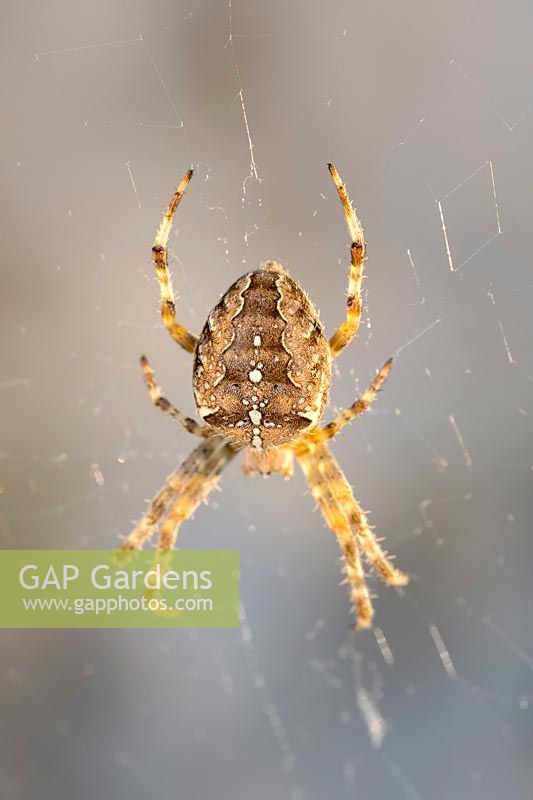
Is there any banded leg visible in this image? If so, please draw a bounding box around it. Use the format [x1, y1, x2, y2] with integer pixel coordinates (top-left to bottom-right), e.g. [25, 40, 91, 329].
[313, 442, 408, 585]
[140, 355, 210, 437]
[307, 357, 393, 444]
[327, 163, 367, 359]
[119, 437, 231, 551]
[298, 441, 408, 628]
[158, 438, 236, 550]
[152, 169, 197, 354]
[298, 446, 373, 629]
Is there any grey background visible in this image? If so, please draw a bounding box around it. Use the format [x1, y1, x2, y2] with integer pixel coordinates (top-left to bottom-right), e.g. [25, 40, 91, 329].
[1, 1, 533, 798]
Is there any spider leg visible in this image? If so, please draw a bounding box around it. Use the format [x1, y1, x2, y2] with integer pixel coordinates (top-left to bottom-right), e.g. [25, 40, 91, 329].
[153, 169, 198, 354]
[306, 357, 393, 445]
[297, 444, 373, 629]
[157, 438, 236, 550]
[312, 442, 408, 585]
[327, 163, 367, 359]
[119, 437, 232, 551]
[140, 355, 210, 437]
[297, 441, 408, 629]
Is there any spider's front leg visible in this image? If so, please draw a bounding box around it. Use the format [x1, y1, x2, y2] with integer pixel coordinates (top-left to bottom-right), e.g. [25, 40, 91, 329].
[297, 443, 373, 629]
[152, 169, 198, 354]
[157, 438, 236, 550]
[297, 441, 408, 630]
[120, 436, 235, 552]
[327, 163, 367, 360]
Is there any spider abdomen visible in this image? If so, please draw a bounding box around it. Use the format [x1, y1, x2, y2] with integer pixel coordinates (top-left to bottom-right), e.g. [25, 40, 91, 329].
[193, 261, 331, 449]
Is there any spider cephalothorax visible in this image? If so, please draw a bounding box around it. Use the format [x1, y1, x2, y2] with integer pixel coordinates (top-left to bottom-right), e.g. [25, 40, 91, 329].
[120, 165, 409, 630]
[193, 262, 331, 449]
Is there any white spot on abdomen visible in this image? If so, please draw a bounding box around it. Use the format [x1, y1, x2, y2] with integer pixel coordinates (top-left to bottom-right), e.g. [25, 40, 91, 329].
[198, 405, 219, 418]
[248, 368, 262, 383]
[253, 335, 261, 347]
[249, 408, 262, 426]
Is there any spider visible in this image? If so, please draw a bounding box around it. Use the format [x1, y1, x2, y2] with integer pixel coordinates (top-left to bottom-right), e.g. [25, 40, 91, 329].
[120, 164, 408, 630]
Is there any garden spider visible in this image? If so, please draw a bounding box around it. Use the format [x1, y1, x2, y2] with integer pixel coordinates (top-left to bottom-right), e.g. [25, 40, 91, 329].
[120, 164, 408, 630]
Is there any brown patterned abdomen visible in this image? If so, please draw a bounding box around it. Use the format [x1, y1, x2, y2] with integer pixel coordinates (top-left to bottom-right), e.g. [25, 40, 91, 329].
[193, 261, 331, 449]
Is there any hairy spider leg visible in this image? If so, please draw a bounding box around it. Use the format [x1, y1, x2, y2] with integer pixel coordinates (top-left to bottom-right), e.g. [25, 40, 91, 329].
[140, 355, 210, 437]
[297, 441, 408, 629]
[120, 437, 233, 551]
[306, 357, 393, 445]
[327, 163, 367, 359]
[157, 439, 236, 549]
[152, 169, 198, 354]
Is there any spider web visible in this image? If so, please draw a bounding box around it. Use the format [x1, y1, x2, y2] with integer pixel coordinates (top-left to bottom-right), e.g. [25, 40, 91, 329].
[1, 1, 533, 798]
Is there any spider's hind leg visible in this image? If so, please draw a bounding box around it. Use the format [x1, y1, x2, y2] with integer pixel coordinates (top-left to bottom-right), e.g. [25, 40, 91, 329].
[153, 169, 198, 354]
[327, 163, 367, 360]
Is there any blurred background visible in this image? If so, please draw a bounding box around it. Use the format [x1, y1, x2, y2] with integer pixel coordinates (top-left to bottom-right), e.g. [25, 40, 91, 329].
[1, 1, 533, 797]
